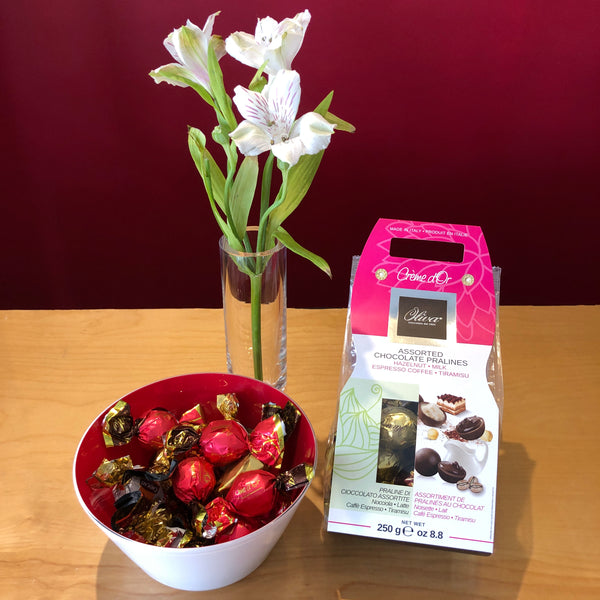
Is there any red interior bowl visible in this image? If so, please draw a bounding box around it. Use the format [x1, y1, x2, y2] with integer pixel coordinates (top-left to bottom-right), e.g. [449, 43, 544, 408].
[74, 373, 316, 529]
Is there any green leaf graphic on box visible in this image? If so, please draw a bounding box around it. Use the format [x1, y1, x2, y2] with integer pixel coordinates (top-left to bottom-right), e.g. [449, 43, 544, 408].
[332, 446, 379, 480]
[333, 385, 381, 480]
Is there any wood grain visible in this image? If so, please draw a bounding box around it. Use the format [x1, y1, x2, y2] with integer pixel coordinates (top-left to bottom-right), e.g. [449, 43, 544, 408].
[0, 307, 598, 599]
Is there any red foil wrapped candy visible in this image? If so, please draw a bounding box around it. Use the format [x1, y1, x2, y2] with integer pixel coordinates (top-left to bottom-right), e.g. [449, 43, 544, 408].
[172, 456, 216, 504]
[135, 408, 179, 449]
[199, 419, 249, 467]
[217, 518, 259, 543]
[249, 414, 285, 467]
[179, 404, 207, 432]
[225, 465, 313, 518]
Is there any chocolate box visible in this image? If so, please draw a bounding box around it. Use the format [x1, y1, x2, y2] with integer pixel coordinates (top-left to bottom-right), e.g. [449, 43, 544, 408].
[324, 219, 503, 554]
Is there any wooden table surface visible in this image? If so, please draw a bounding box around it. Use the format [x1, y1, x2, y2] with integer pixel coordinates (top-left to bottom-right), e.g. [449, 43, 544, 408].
[1, 306, 599, 599]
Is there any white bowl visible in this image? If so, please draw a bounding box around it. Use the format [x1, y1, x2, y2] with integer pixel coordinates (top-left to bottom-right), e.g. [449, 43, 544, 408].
[73, 373, 316, 591]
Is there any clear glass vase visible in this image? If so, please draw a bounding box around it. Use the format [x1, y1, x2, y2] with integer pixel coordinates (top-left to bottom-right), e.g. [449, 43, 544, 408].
[219, 228, 287, 390]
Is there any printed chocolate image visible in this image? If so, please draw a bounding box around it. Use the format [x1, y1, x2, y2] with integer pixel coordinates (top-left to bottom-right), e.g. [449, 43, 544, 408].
[455, 415, 486, 440]
[438, 461, 467, 483]
[436, 393, 466, 415]
[376, 399, 417, 486]
[418, 400, 447, 427]
[415, 447, 441, 477]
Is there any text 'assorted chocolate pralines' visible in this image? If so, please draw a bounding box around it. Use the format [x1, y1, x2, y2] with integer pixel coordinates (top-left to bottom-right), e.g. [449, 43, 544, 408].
[324, 220, 503, 554]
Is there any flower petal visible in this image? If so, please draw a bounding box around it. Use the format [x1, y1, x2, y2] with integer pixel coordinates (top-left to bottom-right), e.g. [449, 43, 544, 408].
[264, 70, 301, 131]
[150, 63, 197, 88]
[274, 10, 311, 68]
[293, 112, 336, 155]
[271, 137, 306, 167]
[255, 17, 280, 47]
[225, 32, 265, 69]
[172, 24, 212, 90]
[227, 11, 311, 75]
[189, 15, 226, 59]
[232, 85, 272, 129]
[229, 121, 273, 156]
[163, 31, 181, 63]
[199, 12, 218, 37]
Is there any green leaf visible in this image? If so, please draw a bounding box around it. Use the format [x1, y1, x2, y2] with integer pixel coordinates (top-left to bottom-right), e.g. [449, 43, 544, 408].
[248, 62, 268, 93]
[207, 44, 236, 131]
[312, 90, 355, 132]
[249, 75, 267, 93]
[187, 127, 226, 212]
[275, 226, 332, 278]
[266, 151, 324, 241]
[325, 111, 356, 133]
[211, 125, 229, 145]
[230, 156, 259, 240]
[201, 157, 241, 250]
[314, 91, 334, 117]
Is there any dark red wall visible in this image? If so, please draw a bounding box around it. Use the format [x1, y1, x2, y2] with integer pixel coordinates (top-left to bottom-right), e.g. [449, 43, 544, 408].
[1, 1, 599, 308]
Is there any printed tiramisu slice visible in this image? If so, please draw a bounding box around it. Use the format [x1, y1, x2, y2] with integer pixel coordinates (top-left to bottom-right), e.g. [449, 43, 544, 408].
[436, 393, 466, 415]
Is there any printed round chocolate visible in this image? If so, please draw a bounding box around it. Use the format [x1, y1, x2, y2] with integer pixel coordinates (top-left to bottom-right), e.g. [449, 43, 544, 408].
[437, 461, 466, 483]
[456, 415, 485, 440]
[415, 447, 441, 477]
[418, 401, 447, 427]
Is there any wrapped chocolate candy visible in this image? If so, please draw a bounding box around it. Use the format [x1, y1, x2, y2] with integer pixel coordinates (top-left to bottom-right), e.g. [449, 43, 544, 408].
[102, 401, 180, 450]
[199, 497, 260, 543]
[217, 518, 259, 543]
[149, 424, 201, 477]
[216, 393, 239, 419]
[203, 497, 237, 538]
[135, 407, 179, 449]
[88, 455, 133, 488]
[215, 454, 265, 495]
[214, 413, 286, 494]
[199, 419, 249, 467]
[179, 404, 207, 432]
[225, 464, 314, 518]
[172, 456, 216, 504]
[111, 470, 167, 532]
[261, 401, 301, 442]
[102, 401, 135, 447]
[376, 402, 417, 485]
[123, 502, 194, 548]
[248, 414, 285, 467]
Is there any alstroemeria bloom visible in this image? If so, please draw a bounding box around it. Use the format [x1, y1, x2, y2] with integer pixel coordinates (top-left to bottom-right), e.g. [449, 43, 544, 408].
[150, 13, 226, 93]
[229, 70, 335, 167]
[225, 10, 311, 76]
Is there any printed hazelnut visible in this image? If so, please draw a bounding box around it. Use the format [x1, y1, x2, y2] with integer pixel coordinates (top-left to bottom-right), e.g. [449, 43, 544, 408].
[427, 428, 439, 440]
[480, 430, 493, 442]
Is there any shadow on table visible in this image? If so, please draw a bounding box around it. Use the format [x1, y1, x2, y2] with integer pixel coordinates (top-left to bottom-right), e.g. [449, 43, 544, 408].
[95, 439, 533, 600]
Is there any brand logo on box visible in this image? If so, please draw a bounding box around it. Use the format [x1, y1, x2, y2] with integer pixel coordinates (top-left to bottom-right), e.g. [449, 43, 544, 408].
[396, 296, 447, 340]
[397, 267, 452, 285]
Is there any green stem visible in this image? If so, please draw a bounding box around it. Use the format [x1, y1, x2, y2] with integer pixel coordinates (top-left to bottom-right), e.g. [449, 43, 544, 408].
[250, 272, 263, 381]
[260, 152, 275, 223]
[222, 147, 236, 225]
[257, 164, 290, 254]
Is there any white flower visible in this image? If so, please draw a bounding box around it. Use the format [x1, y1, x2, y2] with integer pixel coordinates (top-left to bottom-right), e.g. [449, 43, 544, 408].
[150, 13, 225, 93]
[225, 10, 311, 76]
[229, 69, 335, 167]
